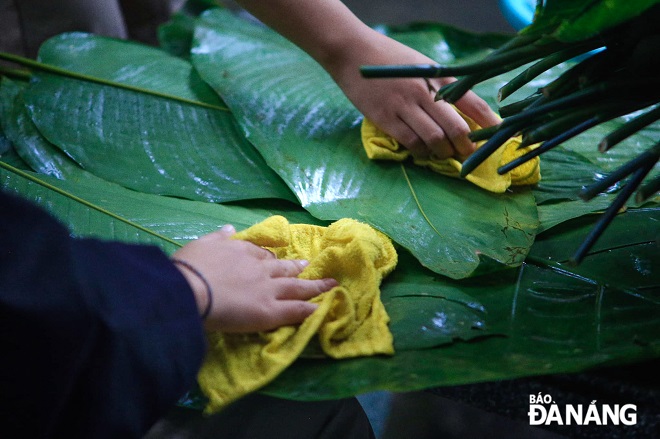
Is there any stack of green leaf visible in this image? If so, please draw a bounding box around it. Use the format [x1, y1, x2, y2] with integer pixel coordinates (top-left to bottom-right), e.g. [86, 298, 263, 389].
[0, 2, 658, 405]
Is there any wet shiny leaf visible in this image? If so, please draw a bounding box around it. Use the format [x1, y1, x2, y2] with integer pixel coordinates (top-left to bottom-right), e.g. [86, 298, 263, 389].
[26, 33, 295, 203]
[191, 9, 539, 279]
[262, 208, 659, 400]
[0, 78, 81, 178]
[0, 163, 319, 252]
[382, 252, 489, 351]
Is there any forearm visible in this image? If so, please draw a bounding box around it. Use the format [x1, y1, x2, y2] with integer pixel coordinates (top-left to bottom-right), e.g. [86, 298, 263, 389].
[234, 0, 377, 71]
[234, 0, 500, 160]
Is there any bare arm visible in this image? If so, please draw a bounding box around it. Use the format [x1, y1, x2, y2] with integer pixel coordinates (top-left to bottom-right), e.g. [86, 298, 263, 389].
[234, 0, 500, 160]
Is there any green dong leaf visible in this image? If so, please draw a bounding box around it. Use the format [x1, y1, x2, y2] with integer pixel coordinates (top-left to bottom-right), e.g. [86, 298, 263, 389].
[26, 33, 295, 203]
[191, 9, 540, 279]
[262, 208, 659, 400]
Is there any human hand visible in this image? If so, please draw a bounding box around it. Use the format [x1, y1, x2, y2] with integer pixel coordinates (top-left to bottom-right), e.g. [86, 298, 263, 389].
[326, 29, 501, 160]
[172, 225, 338, 333]
[233, 0, 499, 160]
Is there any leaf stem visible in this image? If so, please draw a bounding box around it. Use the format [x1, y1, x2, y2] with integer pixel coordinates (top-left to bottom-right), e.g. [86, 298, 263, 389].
[498, 117, 601, 175]
[579, 143, 660, 201]
[498, 44, 603, 102]
[519, 102, 629, 146]
[367, 39, 576, 81]
[600, 105, 660, 152]
[468, 124, 499, 142]
[635, 176, 660, 203]
[460, 122, 525, 177]
[570, 161, 656, 265]
[360, 64, 442, 78]
[502, 79, 659, 129]
[437, 71, 491, 103]
[498, 94, 544, 118]
[539, 47, 617, 98]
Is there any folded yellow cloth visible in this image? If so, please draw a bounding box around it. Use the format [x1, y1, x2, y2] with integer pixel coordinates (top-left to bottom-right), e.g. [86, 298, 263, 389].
[197, 215, 397, 413]
[360, 110, 541, 193]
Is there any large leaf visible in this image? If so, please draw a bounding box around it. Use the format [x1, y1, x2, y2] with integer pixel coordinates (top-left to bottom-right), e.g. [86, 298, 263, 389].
[261, 207, 660, 400]
[0, 78, 82, 178]
[191, 9, 539, 279]
[157, 0, 231, 59]
[37, 32, 220, 104]
[0, 134, 29, 171]
[529, 207, 659, 292]
[0, 130, 10, 157]
[382, 251, 490, 351]
[24, 33, 295, 203]
[0, 81, 30, 170]
[0, 75, 319, 243]
[0, 162, 318, 252]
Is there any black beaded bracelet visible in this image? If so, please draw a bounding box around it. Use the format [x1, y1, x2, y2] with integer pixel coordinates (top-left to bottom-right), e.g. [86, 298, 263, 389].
[171, 258, 213, 320]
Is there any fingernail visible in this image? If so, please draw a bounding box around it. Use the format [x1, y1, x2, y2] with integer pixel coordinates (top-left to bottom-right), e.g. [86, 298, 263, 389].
[297, 260, 310, 268]
[220, 224, 235, 233]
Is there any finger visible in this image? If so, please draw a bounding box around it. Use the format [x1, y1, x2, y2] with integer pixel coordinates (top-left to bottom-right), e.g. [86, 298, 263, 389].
[269, 300, 320, 327]
[251, 245, 277, 260]
[206, 224, 236, 240]
[385, 117, 429, 159]
[232, 240, 276, 260]
[276, 278, 338, 301]
[401, 109, 455, 160]
[422, 100, 474, 159]
[454, 90, 501, 128]
[269, 259, 309, 278]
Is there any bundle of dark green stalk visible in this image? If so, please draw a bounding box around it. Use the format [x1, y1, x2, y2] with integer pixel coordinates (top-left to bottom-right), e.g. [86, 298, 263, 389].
[362, 2, 660, 264]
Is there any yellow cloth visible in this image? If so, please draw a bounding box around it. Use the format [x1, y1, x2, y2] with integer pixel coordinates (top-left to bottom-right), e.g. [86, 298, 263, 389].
[360, 110, 541, 193]
[197, 215, 397, 413]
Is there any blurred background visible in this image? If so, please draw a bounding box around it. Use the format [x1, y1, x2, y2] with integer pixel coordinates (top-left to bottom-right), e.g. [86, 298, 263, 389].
[342, 0, 516, 33]
[0, 0, 517, 59]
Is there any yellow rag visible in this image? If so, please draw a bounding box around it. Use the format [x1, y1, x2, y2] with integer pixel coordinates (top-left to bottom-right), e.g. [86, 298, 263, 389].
[197, 215, 397, 413]
[360, 110, 541, 193]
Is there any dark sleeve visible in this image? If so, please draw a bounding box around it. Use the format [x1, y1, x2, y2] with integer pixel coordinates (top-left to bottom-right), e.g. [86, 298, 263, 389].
[0, 190, 206, 438]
